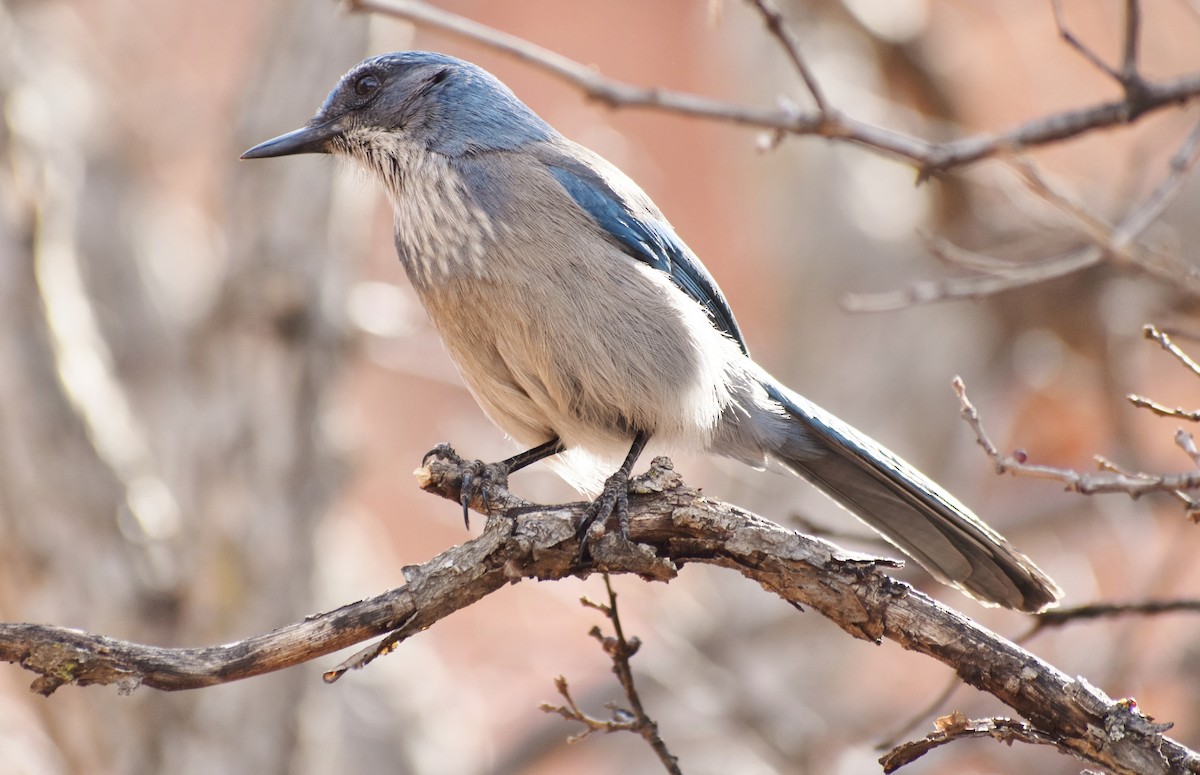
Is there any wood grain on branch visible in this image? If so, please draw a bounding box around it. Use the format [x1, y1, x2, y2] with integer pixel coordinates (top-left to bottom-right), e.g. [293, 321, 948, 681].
[1, 456, 1197, 773]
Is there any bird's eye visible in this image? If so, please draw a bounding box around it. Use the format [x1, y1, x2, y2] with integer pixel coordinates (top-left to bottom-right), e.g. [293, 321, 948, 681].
[354, 74, 381, 98]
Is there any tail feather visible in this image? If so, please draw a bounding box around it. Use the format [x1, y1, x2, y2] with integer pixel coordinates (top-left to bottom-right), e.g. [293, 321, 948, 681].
[761, 381, 1061, 612]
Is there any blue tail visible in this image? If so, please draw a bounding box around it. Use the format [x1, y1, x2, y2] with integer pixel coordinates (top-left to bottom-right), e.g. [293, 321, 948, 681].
[762, 380, 1060, 612]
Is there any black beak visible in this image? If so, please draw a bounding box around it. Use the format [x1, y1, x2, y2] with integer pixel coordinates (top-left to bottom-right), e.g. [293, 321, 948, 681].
[241, 121, 343, 159]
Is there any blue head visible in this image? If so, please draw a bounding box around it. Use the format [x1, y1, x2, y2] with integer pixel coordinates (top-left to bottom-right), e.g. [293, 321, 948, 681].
[242, 51, 554, 160]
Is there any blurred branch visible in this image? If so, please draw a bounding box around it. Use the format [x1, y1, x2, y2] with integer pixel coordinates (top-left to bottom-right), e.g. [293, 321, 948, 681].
[1052, 0, 1122, 81]
[540, 575, 681, 774]
[2, 455, 1197, 773]
[745, 0, 827, 111]
[1027, 599, 1200, 634]
[843, 241, 1102, 312]
[845, 117, 1200, 311]
[341, 0, 1200, 177]
[876, 677, 964, 753]
[1053, 0, 1147, 110]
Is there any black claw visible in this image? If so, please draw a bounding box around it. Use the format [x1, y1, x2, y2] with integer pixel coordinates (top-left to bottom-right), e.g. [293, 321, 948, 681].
[421, 442, 461, 468]
[575, 470, 633, 562]
[459, 465, 474, 529]
[457, 460, 513, 531]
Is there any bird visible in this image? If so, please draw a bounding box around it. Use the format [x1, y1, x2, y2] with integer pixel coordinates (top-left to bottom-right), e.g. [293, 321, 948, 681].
[242, 51, 1061, 612]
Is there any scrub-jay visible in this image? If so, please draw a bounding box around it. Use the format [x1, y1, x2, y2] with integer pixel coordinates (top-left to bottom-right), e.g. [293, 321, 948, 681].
[243, 51, 1061, 612]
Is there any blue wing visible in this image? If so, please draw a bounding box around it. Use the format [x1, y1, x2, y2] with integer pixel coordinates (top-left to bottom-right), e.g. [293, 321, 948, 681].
[547, 163, 748, 355]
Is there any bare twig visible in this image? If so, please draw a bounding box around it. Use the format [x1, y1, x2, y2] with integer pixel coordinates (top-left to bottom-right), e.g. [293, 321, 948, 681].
[1117, 119, 1200, 246]
[1127, 395, 1200, 422]
[880, 713, 1119, 773]
[1052, 0, 1149, 115]
[1144, 324, 1200, 379]
[1026, 599, 1200, 635]
[876, 677, 964, 752]
[745, 0, 828, 111]
[845, 116, 1200, 310]
[842, 244, 1101, 312]
[1008, 159, 1118, 249]
[541, 575, 681, 773]
[1013, 116, 1200, 280]
[323, 612, 418, 683]
[1176, 430, 1200, 469]
[342, 0, 1200, 176]
[953, 377, 1200, 499]
[1120, 0, 1142, 85]
[541, 675, 632, 742]
[1051, 0, 1120, 80]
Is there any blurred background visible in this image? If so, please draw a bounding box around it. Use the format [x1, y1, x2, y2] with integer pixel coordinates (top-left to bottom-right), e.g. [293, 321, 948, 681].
[2, 0, 1200, 772]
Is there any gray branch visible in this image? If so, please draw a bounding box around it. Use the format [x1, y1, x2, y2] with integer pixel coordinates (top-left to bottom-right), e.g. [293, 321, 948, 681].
[0, 457, 1196, 773]
[346, 0, 1200, 177]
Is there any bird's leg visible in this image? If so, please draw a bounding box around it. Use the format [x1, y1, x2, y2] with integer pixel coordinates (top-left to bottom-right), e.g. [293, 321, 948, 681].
[577, 430, 651, 556]
[424, 438, 563, 529]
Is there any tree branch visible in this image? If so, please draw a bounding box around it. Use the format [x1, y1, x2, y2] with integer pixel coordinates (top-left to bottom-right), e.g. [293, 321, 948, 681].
[2, 455, 1197, 772]
[343, 0, 1200, 177]
[745, 0, 828, 112]
[881, 713, 1085, 773]
[844, 116, 1200, 311]
[955, 376, 1200, 503]
[540, 576, 681, 774]
[1030, 599, 1200, 633]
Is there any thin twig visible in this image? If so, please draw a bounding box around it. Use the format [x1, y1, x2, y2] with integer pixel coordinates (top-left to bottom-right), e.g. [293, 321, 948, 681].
[842, 247, 1101, 312]
[918, 230, 1041, 275]
[1024, 599, 1200, 636]
[1051, 0, 1149, 115]
[1096, 452, 1200, 513]
[953, 377, 1200, 499]
[1051, 0, 1120, 80]
[1176, 429, 1200, 469]
[1120, 0, 1142, 84]
[846, 116, 1200, 310]
[540, 675, 635, 742]
[1127, 394, 1200, 422]
[1116, 119, 1200, 244]
[542, 575, 682, 773]
[880, 714, 1121, 773]
[876, 676, 964, 752]
[323, 612, 418, 683]
[1144, 324, 1200, 379]
[600, 575, 678, 772]
[1008, 159, 1120, 251]
[745, 0, 828, 111]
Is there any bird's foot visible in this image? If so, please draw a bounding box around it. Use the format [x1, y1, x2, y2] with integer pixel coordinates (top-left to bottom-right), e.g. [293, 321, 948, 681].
[421, 444, 510, 530]
[457, 460, 513, 529]
[576, 468, 633, 560]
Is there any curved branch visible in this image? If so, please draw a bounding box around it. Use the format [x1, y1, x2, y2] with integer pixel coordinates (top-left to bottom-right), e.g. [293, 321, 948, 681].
[1, 456, 1196, 773]
[345, 0, 1200, 176]
[881, 714, 1079, 773]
